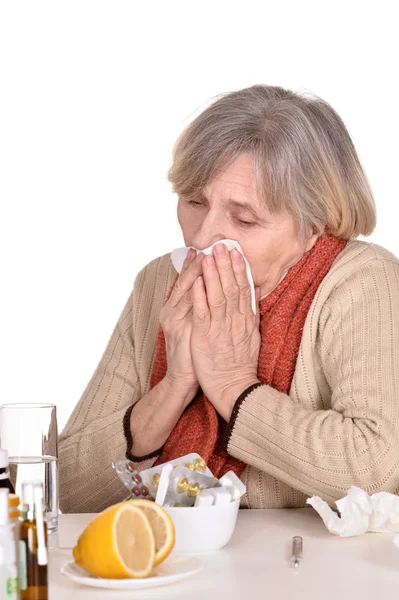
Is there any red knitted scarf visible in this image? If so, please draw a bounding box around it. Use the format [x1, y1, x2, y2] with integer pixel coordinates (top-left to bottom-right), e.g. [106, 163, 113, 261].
[150, 235, 347, 478]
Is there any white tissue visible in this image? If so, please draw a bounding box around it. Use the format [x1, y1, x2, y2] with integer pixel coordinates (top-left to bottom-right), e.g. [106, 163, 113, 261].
[307, 486, 399, 537]
[171, 239, 256, 314]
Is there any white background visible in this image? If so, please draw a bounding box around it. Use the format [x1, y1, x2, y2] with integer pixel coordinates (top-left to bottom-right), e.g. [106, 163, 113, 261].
[0, 1, 398, 431]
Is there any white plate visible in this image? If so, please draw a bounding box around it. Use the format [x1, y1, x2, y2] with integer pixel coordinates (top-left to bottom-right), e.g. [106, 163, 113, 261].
[61, 555, 203, 590]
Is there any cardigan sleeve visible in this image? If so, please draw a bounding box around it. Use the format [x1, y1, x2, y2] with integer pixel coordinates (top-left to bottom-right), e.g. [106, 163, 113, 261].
[224, 257, 399, 504]
[58, 265, 161, 513]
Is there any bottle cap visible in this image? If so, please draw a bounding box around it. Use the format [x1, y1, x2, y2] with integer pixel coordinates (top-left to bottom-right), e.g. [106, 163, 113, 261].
[9, 494, 20, 519]
[0, 488, 9, 526]
[8, 494, 19, 510]
[0, 449, 9, 468]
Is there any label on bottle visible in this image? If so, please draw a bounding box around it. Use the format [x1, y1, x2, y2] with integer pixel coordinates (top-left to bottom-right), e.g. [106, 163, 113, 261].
[6, 575, 18, 600]
[19, 540, 27, 591]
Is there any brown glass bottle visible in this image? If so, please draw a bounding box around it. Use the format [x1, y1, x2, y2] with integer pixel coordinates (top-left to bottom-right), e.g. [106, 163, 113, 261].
[19, 483, 48, 600]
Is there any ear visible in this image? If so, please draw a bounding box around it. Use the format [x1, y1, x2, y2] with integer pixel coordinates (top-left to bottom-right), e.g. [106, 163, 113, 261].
[305, 231, 320, 253]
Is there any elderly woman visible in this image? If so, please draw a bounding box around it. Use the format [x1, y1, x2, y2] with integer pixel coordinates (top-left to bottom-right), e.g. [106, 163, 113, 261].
[59, 85, 399, 513]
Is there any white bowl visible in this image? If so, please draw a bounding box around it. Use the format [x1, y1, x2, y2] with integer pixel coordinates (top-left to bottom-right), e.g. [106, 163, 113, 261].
[165, 499, 240, 553]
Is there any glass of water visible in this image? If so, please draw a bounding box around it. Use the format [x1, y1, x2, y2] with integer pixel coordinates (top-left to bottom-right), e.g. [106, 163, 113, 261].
[0, 403, 59, 532]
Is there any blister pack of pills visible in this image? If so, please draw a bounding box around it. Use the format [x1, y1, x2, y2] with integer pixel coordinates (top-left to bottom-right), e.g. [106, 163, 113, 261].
[113, 453, 247, 507]
[112, 459, 155, 500]
[156, 465, 219, 507]
[194, 470, 247, 506]
[142, 453, 213, 481]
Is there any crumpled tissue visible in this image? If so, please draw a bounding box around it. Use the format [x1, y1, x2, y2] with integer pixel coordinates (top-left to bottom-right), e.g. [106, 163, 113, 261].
[171, 239, 256, 314]
[307, 486, 399, 537]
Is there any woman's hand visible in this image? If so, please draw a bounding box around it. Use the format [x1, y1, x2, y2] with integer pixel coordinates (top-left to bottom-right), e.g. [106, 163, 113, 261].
[129, 250, 204, 457]
[190, 244, 261, 421]
[160, 249, 204, 401]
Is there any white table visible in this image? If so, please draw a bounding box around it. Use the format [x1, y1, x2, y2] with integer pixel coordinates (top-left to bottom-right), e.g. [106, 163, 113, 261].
[49, 509, 399, 599]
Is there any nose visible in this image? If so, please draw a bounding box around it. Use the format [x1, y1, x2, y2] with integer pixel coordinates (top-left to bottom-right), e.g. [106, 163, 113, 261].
[190, 211, 226, 250]
[191, 232, 226, 251]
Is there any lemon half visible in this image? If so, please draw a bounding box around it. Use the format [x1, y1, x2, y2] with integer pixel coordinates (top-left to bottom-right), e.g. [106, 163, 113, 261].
[128, 499, 175, 566]
[73, 502, 155, 579]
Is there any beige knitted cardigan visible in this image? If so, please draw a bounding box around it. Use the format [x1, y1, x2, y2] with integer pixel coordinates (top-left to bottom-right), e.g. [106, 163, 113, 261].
[59, 241, 399, 513]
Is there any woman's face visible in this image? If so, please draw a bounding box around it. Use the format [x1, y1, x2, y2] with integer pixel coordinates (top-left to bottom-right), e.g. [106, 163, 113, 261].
[177, 154, 319, 297]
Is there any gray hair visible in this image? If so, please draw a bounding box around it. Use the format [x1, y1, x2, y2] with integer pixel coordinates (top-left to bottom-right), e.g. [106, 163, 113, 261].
[168, 85, 376, 238]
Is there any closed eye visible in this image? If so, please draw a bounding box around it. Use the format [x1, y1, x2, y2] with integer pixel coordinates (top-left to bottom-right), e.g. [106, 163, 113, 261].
[235, 218, 256, 227]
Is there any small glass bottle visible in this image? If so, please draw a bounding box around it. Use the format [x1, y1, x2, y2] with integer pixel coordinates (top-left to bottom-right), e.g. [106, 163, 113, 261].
[0, 451, 14, 495]
[0, 489, 18, 600]
[8, 495, 20, 599]
[19, 483, 47, 600]
[7, 496, 20, 550]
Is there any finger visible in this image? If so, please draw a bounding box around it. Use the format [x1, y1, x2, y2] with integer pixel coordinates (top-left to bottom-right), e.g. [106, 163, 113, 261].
[180, 248, 196, 277]
[173, 286, 193, 319]
[169, 253, 204, 308]
[192, 276, 210, 331]
[213, 243, 240, 315]
[174, 249, 196, 317]
[202, 254, 226, 321]
[230, 249, 253, 316]
[255, 286, 261, 328]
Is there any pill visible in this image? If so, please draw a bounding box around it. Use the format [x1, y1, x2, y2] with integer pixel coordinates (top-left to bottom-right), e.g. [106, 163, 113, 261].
[224, 484, 240, 501]
[184, 462, 195, 470]
[176, 477, 189, 493]
[194, 458, 207, 472]
[194, 489, 215, 507]
[152, 473, 160, 490]
[212, 487, 232, 505]
[132, 486, 141, 496]
[141, 485, 149, 496]
[219, 471, 246, 498]
[187, 482, 201, 498]
[132, 473, 142, 484]
[127, 462, 136, 473]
